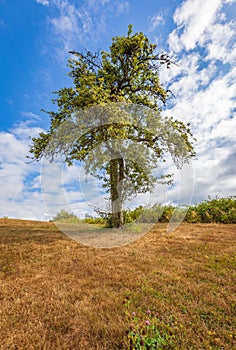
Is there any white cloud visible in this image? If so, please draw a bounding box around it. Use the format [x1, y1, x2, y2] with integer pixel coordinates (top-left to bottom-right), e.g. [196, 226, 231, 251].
[116, 1, 129, 14]
[168, 0, 229, 52]
[0, 120, 47, 220]
[161, 0, 236, 204]
[21, 111, 42, 121]
[203, 21, 236, 63]
[49, 1, 82, 55]
[149, 13, 165, 31]
[36, 0, 49, 5]
[40, 158, 105, 219]
[52, 14, 74, 32]
[41, 0, 130, 61]
[168, 65, 235, 125]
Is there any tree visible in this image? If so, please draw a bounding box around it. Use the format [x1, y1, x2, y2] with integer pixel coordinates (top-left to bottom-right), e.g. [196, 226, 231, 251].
[51, 209, 80, 222]
[28, 25, 195, 228]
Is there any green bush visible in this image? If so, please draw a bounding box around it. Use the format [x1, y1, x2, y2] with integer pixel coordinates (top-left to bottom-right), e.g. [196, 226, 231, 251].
[51, 209, 81, 223]
[51, 196, 236, 226]
[83, 214, 105, 225]
[137, 204, 164, 223]
[127, 196, 236, 224]
[184, 208, 199, 223]
[186, 196, 236, 224]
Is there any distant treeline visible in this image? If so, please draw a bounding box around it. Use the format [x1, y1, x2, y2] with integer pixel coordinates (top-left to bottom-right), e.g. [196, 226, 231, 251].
[52, 196, 236, 225]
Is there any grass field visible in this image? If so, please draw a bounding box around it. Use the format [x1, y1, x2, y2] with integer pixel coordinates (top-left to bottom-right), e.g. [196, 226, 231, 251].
[0, 219, 235, 349]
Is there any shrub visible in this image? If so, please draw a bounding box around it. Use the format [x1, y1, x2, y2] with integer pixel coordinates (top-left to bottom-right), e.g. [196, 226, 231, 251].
[51, 209, 81, 223]
[83, 214, 105, 225]
[51, 196, 236, 226]
[186, 196, 236, 224]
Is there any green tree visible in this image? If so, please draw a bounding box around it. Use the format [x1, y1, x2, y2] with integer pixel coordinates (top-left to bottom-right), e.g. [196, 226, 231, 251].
[28, 25, 195, 228]
[51, 209, 80, 222]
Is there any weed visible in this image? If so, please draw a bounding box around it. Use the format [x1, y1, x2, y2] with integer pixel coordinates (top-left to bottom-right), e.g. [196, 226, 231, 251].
[124, 300, 175, 349]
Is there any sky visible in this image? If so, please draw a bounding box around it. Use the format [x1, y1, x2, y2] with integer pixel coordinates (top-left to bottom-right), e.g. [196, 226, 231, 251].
[0, 0, 235, 221]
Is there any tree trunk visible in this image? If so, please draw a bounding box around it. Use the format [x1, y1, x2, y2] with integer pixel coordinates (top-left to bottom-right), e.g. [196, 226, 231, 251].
[110, 157, 124, 227]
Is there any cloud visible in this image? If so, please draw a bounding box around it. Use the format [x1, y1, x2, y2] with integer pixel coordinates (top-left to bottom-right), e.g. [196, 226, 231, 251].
[161, 0, 236, 204]
[162, 61, 236, 179]
[149, 12, 166, 31]
[168, 0, 229, 52]
[39, 157, 107, 218]
[217, 148, 236, 180]
[202, 20, 236, 64]
[85, 0, 129, 14]
[0, 120, 47, 220]
[116, 0, 129, 14]
[21, 111, 42, 121]
[36, 0, 49, 5]
[40, 0, 130, 61]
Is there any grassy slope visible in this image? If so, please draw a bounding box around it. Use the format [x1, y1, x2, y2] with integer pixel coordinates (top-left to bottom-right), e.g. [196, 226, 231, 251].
[0, 219, 235, 349]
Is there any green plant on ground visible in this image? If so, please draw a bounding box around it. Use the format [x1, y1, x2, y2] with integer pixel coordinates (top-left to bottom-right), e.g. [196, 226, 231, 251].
[124, 300, 175, 349]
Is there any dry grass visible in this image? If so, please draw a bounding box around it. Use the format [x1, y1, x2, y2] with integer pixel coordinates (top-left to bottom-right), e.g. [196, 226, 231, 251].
[0, 219, 235, 349]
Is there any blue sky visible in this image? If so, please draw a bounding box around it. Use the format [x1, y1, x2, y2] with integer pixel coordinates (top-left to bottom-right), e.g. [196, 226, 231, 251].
[0, 0, 235, 220]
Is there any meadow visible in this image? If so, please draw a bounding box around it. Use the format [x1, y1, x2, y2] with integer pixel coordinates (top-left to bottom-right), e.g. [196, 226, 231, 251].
[0, 219, 235, 349]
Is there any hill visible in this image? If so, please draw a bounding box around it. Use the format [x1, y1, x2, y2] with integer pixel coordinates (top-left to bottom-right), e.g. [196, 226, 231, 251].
[0, 219, 235, 349]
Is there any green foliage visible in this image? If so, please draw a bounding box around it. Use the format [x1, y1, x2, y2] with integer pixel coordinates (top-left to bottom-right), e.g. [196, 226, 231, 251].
[116, 196, 236, 225]
[185, 196, 236, 224]
[51, 196, 235, 226]
[28, 25, 195, 228]
[83, 214, 105, 225]
[124, 301, 175, 349]
[136, 204, 175, 223]
[123, 206, 145, 224]
[51, 209, 80, 223]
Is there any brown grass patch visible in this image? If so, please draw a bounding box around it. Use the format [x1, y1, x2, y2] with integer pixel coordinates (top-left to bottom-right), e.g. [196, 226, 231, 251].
[0, 219, 235, 349]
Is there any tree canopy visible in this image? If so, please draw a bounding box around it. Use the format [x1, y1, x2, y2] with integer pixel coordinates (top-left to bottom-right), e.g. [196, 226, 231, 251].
[29, 25, 195, 227]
